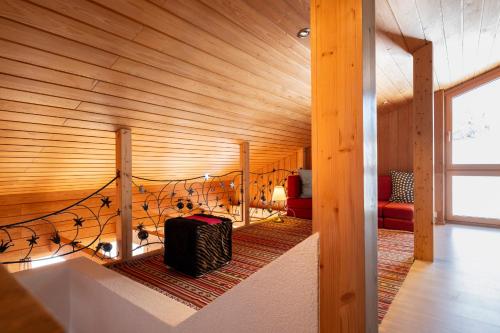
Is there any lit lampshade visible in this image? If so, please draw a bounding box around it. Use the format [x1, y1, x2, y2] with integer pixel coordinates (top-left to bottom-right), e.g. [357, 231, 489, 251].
[271, 186, 287, 202]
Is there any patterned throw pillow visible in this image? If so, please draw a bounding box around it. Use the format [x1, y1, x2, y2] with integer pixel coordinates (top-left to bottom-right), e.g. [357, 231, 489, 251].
[389, 171, 414, 203]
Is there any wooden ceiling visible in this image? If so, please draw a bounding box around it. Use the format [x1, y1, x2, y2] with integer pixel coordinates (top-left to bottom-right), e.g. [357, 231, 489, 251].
[376, 0, 500, 108]
[0, 0, 498, 194]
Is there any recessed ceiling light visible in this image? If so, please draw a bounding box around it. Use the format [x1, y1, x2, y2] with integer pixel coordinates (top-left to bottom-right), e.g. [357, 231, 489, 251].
[297, 27, 310, 38]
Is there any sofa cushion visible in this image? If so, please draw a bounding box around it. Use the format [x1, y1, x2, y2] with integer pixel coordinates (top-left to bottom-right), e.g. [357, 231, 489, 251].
[287, 207, 312, 220]
[383, 202, 414, 221]
[378, 201, 389, 217]
[389, 170, 414, 203]
[298, 169, 312, 198]
[384, 218, 414, 232]
[378, 217, 384, 229]
[287, 197, 312, 209]
[287, 175, 302, 198]
[378, 175, 392, 201]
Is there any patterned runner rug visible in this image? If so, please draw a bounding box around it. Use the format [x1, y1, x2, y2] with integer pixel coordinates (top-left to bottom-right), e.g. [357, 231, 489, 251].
[109, 218, 413, 323]
[377, 229, 414, 322]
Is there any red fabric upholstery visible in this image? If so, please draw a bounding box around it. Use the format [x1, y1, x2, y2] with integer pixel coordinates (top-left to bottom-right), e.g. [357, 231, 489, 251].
[377, 174, 414, 232]
[383, 202, 414, 221]
[185, 215, 221, 225]
[287, 175, 302, 198]
[378, 217, 384, 229]
[384, 218, 414, 232]
[287, 197, 312, 209]
[378, 201, 389, 217]
[378, 175, 392, 201]
[287, 207, 312, 220]
[286, 175, 312, 219]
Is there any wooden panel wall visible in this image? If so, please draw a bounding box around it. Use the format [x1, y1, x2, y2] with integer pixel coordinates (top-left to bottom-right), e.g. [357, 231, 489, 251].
[0, 0, 311, 195]
[377, 102, 414, 175]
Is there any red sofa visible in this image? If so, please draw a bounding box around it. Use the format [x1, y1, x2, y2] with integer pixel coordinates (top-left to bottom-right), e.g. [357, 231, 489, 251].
[286, 174, 413, 230]
[378, 175, 414, 232]
[286, 175, 312, 220]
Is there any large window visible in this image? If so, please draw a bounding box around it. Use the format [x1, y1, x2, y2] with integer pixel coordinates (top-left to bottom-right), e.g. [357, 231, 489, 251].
[446, 71, 500, 225]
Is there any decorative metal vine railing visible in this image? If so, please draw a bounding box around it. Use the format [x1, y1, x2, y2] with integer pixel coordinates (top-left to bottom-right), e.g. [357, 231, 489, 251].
[248, 168, 297, 219]
[0, 168, 300, 265]
[130, 171, 243, 252]
[0, 177, 120, 265]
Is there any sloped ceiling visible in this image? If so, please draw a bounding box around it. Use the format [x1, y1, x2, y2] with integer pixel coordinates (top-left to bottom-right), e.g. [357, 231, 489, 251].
[0, 0, 498, 194]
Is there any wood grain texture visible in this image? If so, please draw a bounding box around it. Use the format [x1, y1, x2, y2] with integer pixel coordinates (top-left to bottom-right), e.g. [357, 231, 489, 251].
[0, 0, 498, 195]
[311, 0, 377, 331]
[380, 224, 500, 332]
[116, 128, 133, 260]
[240, 142, 250, 226]
[434, 90, 445, 225]
[377, 102, 414, 175]
[0, 266, 64, 333]
[413, 42, 434, 261]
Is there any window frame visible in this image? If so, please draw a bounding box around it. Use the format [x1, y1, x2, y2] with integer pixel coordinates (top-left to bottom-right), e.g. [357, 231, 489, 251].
[444, 67, 500, 225]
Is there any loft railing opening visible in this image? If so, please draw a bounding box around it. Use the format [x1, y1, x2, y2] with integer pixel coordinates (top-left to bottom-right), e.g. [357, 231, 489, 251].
[0, 176, 120, 270]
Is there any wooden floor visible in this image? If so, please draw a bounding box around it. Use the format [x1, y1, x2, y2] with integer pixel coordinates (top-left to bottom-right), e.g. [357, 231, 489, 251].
[380, 223, 500, 333]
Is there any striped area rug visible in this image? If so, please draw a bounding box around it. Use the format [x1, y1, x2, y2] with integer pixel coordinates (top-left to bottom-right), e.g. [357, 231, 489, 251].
[108, 217, 312, 309]
[378, 229, 414, 322]
[109, 219, 413, 323]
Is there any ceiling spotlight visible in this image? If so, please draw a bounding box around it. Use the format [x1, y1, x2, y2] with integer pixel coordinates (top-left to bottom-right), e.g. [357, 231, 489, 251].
[297, 27, 310, 38]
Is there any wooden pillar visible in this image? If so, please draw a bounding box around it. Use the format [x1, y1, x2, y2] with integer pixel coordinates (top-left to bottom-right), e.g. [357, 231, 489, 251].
[116, 128, 133, 260]
[297, 147, 306, 169]
[239, 142, 250, 226]
[311, 0, 378, 332]
[413, 43, 434, 261]
[434, 90, 445, 225]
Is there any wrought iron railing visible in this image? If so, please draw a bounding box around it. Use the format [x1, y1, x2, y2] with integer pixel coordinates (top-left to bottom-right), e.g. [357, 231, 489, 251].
[249, 168, 297, 219]
[130, 171, 243, 252]
[0, 177, 120, 265]
[0, 168, 300, 265]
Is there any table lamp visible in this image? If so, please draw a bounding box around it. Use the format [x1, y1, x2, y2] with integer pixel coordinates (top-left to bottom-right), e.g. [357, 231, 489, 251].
[271, 185, 287, 223]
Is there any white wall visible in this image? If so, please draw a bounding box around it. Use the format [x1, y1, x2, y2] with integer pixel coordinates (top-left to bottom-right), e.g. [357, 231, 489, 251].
[15, 233, 319, 333]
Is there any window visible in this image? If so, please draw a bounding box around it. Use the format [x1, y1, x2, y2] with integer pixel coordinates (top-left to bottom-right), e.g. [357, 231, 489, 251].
[446, 70, 500, 225]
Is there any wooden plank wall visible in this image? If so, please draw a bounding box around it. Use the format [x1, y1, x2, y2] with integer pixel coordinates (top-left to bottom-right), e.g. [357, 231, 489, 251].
[377, 101, 414, 175]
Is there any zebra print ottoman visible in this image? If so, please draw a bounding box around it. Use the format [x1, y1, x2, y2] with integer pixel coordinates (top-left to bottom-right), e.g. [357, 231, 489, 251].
[164, 214, 232, 277]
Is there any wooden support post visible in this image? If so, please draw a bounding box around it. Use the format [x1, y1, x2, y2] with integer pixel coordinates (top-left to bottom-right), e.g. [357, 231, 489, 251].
[240, 142, 250, 226]
[434, 90, 445, 225]
[116, 128, 133, 261]
[297, 147, 306, 169]
[311, 0, 378, 332]
[413, 43, 434, 261]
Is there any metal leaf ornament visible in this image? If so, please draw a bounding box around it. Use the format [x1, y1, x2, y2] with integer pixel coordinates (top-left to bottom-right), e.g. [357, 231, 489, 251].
[176, 200, 184, 210]
[101, 197, 112, 208]
[73, 216, 85, 227]
[137, 223, 149, 241]
[102, 242, 113, 253]
[50, 233, 61, 245]
[70, 240, 81, 251]
[0, 240, 13, 253]
[27, 235, 39, 246]
[187, 187, 194, 196]
[142, 202, 149, 211]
